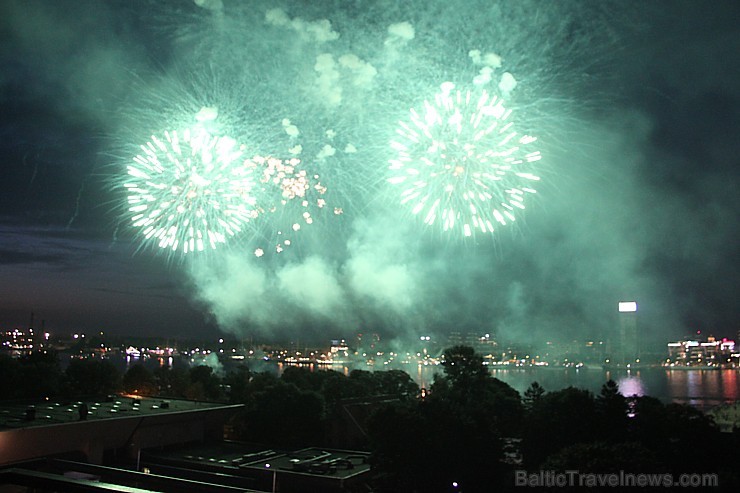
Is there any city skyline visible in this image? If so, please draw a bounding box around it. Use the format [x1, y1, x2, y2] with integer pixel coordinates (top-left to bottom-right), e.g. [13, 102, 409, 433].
[1, 0, 738, 344]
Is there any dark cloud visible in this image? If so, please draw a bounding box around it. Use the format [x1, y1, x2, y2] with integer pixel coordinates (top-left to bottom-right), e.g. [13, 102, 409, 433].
[0, 248, 67, 266]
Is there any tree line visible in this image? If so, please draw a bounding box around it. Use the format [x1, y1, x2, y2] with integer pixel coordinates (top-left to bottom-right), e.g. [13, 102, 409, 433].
[1, 347, 737, 492]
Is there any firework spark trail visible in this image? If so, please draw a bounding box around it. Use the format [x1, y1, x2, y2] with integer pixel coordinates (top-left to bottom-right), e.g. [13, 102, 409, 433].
[388, 82, 541, 237]
[125, 126, 257, 256]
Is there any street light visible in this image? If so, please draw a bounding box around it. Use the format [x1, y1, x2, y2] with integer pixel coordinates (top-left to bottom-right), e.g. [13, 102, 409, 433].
[265, 463, 276, 492]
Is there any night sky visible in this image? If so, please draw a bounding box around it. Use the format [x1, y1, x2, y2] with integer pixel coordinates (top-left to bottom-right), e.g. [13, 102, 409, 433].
[1, 0, 738, 346]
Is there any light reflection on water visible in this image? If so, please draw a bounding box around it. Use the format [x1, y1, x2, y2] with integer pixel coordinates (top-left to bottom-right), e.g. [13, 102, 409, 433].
[615, 375, 645, 397]
[116, 355, 737, 410]
[487, 367, 739, 410]
[277, 363, 739, 409]
[412, 366, 738, 410]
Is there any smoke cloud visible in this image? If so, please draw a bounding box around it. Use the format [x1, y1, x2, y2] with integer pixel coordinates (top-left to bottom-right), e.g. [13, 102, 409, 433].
[1, 0, 737, 347]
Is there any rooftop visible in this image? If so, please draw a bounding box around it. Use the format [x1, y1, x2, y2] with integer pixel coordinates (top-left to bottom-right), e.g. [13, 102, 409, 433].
[144, 441, 371, 480]
[0, 396, 231, 430]
[141, 442, 372, 492]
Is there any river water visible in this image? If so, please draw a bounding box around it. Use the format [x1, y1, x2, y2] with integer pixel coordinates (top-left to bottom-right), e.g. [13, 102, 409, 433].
[324, 363, 738, 411]
[272, 362, 739, 410]
[114, 355, 739, 411]
[416, 365, 739, 411]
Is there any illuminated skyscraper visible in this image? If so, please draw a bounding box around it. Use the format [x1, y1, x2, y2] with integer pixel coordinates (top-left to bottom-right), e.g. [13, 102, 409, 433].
[618, 301, 639, 366]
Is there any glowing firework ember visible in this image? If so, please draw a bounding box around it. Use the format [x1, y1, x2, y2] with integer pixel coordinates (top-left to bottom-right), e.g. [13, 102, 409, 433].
[244, 155, 341, 256]
[388, 82, 542, 237]
[125, 127, 257, 255]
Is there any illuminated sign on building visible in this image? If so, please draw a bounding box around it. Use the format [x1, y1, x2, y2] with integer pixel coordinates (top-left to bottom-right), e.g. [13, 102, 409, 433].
[618, 301, 638, 313]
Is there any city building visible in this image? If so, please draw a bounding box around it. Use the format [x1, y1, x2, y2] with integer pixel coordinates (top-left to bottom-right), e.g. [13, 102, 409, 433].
[665, 336, 737, 368]
[541, 340, 607, 367]
[0, 395, 372, 492]
[142, 442, 371, 493]
[1, 327, 39, 356]
[0, 396, 241, 466]
[618, 301, 639, 365]
[446, 331, 498, 355]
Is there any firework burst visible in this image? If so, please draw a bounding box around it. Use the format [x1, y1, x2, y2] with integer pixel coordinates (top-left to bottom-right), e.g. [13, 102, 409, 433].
[388, 82, 542, 237]
[125, 126, 257, 256]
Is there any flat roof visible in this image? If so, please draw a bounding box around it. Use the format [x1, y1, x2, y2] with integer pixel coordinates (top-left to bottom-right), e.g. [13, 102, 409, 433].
[0, 396, 236, 430]
[244, 447, 371, 479]
[2, 459, 261, 493]
[144, 442, 371, 481]
[1, 468, 157, 493]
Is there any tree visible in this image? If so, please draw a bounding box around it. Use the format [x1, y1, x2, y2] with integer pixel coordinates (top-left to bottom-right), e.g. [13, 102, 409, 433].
[542, 441, 663, 473]
[0, 354, 20, 399]
[223, 365, 251, 403]
[441, 345, 487, 387]
[628, 397, 735, 484]
[187, 365, 223, 401]
[523, 381, 546, 411]
[368, 397, 507, 493]
[367, 403, 429, 492]
[596, 379, 627, 442]
[432, 346, 523, 433]
[366, 346, 517, 490]
[628, 395, 666, 449]
[153, 365, 190, 398]
[234, 381, 325, 447]
[521, 386, 598, 467]
[348, 369, 382, 396]
[658, 402, 720, 473]
[375, 369, 419, 399]
[318, 370, 360, 404]
[281, 366, 324, 392]
[122, 364, 157, 396]
[65, 358, 120, 397]
[17, 350, 65, 399]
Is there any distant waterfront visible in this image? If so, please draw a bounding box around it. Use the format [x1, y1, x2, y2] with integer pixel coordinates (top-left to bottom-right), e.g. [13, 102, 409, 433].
[331, 364, 739, 411]
[104, 354, 738, 412]
[488, 367, 738, 411]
